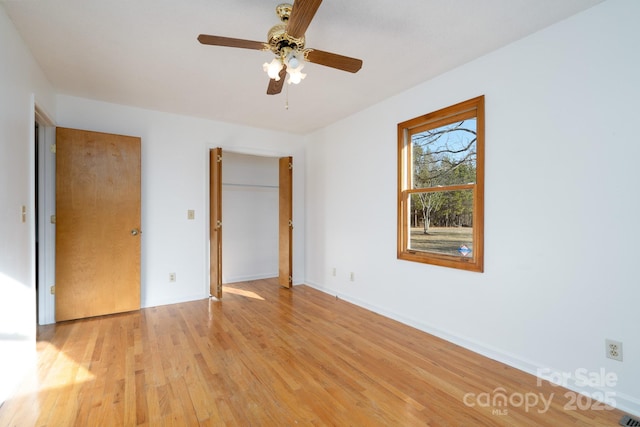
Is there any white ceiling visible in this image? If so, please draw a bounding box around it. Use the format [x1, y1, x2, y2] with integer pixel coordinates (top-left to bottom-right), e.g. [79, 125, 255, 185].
[2, 0, 602, 134]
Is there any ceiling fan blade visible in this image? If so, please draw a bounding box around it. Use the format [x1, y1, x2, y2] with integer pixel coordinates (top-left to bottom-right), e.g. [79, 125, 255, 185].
[305, 49, 363, 73]
[267, 66, 288, 95]
[198, 34, 268, 51]
[286, 0, 322, 39]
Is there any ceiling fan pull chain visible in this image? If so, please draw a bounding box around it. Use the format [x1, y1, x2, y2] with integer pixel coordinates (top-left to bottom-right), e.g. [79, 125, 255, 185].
[285, 84, 289, 110]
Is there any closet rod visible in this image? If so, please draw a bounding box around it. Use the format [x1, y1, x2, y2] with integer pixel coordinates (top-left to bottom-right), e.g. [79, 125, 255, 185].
[222, 182, 279, 189]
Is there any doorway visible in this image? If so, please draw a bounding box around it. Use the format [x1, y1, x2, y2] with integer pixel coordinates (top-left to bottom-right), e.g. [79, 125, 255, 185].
[209, 150, 293, 298]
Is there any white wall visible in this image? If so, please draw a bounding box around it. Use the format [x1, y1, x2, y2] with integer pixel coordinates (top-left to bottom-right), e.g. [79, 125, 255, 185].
[55, 95, 306, 309]
[305, 0, 640, 415]
[0, 5, 55, 404]
[222, 152, 279, 283]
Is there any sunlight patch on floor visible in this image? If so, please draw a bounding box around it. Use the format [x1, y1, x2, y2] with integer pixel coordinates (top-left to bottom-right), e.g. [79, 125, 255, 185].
[12, 341, 95, 399]
[222, 285, 265, 300]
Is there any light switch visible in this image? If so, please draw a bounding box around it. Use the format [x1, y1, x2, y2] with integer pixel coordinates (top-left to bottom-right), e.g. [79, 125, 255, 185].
[187, 209, 195, 220]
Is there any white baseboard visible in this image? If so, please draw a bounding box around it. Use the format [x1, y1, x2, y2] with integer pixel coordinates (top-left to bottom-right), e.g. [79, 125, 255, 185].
[223, 272, 278, 284]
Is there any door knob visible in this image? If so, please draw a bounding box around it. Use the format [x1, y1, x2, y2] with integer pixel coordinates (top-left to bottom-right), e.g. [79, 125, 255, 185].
[131, 228, 140, 236]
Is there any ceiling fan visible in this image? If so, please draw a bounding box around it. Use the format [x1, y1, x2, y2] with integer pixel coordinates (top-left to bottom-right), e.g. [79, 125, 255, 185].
[197, 0, 363, 95]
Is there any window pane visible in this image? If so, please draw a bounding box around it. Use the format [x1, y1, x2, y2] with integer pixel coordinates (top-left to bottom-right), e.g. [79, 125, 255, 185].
[409, 189, 474, 257]
[411, 119, 477, 188]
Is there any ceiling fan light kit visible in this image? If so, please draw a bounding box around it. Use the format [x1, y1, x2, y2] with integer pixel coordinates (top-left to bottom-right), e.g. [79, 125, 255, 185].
[198, 0, 362, 95]
[262, 48, 307, 85]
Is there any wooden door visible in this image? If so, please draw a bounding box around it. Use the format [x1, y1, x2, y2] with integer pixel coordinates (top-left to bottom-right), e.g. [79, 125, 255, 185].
[55, 127, 141, 321]
[209, 148, 222, 298]
[279, 157, 293, 288]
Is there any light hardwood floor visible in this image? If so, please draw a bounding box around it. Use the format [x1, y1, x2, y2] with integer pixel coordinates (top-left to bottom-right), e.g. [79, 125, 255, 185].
[0, 279, 626, 426]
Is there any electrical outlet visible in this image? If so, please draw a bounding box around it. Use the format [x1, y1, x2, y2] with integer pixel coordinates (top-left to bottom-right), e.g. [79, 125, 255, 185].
[350, 272, 355, 281]
[169, 273, 176, 282]
[605, 339, 623, 361]
[187, 210, 195, 220]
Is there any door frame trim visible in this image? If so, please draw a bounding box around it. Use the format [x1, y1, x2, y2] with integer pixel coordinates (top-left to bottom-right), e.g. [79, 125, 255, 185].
[34, 102, 56, 325]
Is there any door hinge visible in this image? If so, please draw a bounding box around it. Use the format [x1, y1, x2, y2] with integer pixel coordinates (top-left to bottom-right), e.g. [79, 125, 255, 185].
[50, 214, 56, 224]
[289, 276, 292, 283]
[217, 154, 222, 163]
[50, 285, 55, 295]
[289, 162, 292, 170]
[50, 144, 56, 154]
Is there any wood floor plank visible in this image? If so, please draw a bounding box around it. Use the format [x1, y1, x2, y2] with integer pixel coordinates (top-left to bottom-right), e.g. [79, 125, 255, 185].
[0, 279, 628, 426]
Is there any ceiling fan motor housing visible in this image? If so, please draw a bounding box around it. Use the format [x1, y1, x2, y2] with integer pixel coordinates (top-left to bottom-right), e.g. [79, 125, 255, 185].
[267, 24, 306, 57]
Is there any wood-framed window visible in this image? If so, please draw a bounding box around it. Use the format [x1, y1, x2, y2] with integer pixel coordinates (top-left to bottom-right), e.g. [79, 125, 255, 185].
[397, 96, 484, 272]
